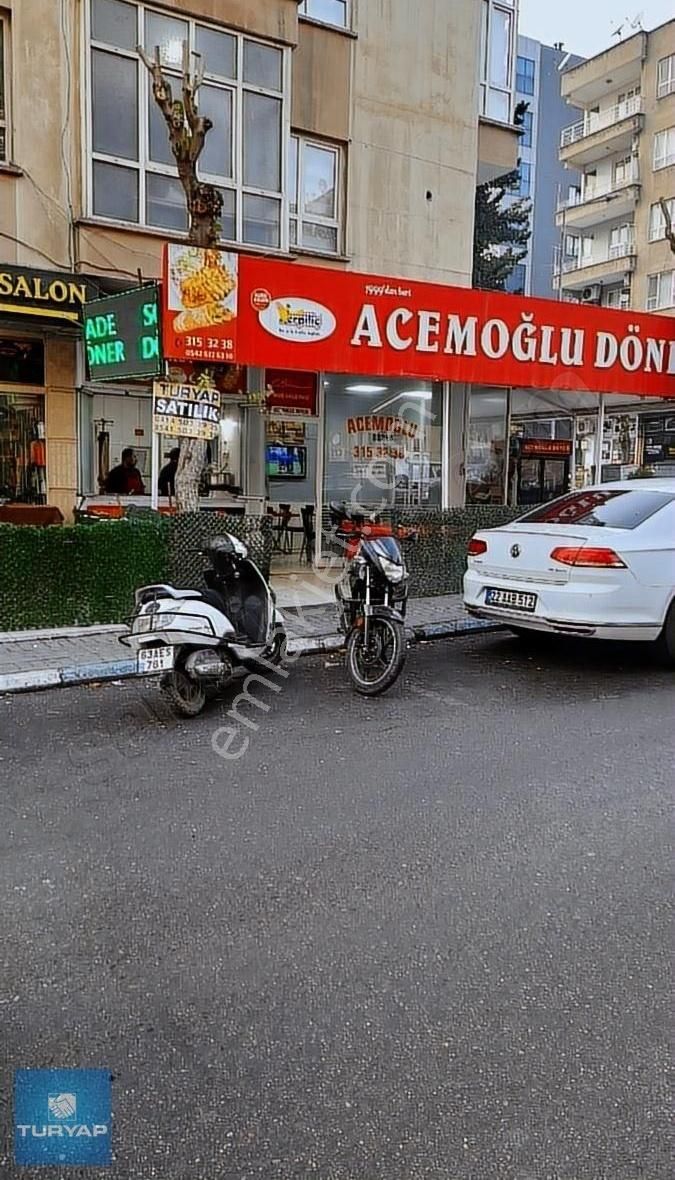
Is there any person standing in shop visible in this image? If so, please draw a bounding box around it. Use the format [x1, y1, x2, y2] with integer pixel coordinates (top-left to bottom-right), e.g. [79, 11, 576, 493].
[104, 448, 146, 495]
[158, 447, 180, 498]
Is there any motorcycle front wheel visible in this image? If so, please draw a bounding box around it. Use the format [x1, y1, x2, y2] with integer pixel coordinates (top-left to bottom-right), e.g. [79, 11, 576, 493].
[346, 618, 406, 697]
[160, 667, 207, 717]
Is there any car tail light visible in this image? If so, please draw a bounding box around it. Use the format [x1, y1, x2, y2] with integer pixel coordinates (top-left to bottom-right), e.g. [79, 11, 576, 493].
[550, 546, 627, 568]
[467, 538, 488, 556]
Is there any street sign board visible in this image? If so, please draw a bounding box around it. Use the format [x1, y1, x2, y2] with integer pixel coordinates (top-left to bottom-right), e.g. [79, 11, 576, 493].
[84, 285, 162, 381]
[152, 380, 221, 440]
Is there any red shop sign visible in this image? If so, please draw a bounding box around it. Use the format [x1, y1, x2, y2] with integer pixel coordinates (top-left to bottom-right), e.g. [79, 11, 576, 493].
[518, 438, 573, 458]
[265, 369, 318, 415]
[163, 245, 239, 365]
[233, 257, 675, 400]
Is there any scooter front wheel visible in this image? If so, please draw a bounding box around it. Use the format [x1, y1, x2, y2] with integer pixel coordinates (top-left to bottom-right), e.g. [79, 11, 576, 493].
[160, 668, 207, 717]
[346, 618, 406, 696]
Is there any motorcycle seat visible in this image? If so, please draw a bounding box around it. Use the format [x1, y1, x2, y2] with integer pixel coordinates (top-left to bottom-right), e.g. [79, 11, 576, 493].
[198, 588, 228, 615]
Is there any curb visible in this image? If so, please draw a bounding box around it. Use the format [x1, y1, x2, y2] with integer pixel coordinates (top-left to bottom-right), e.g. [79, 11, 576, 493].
[0, 618, 501, 695]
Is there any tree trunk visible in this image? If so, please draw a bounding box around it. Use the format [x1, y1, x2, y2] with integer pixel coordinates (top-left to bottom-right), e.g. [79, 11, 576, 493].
[175, 438, 207, 514]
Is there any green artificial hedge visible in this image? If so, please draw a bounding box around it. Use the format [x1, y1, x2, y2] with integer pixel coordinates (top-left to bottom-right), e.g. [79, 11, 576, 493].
[0, 518, 170, 631]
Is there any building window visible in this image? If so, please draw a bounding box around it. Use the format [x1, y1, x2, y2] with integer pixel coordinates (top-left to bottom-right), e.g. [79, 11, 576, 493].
[649, 198, 675, 242]
[517, 161, 531, 197]
[0, 12, 9, 162]
[520, 110, 533, 148]
[647, 271, 675, 311]
[516, 55, 535, 96]
[480, 1, 516, 124]
[88, 0, 288, 248]
[298, 0, 349, 28]
[505, 263, 526, 294]
[289, 136, 342, 255]
[657, 54, 675, 99]
[654, 127, 675, 171]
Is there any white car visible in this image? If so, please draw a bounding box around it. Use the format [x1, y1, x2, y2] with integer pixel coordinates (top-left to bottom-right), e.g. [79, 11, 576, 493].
[464, 479, 675, 662]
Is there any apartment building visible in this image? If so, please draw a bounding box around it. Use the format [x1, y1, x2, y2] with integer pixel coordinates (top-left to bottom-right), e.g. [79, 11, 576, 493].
[506, 37, 584, 298]
[0, 0, 520, 519]
[555, 19, 675, 314]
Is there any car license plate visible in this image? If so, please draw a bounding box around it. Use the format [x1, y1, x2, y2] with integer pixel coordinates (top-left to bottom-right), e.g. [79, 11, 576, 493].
[137, 647, 174, 674]
[485, 588, 538, 612]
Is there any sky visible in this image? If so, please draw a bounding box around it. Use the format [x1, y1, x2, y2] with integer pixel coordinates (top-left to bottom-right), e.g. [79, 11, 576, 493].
[518, 0, 674, 58]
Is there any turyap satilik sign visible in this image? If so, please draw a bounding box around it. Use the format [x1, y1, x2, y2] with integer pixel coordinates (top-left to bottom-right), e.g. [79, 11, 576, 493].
[152, 380, 221, 440]
[229, 256, 675, 400]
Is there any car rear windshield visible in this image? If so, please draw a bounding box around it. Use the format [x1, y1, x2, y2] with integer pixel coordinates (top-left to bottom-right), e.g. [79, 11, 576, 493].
[517, 489, 675, 530]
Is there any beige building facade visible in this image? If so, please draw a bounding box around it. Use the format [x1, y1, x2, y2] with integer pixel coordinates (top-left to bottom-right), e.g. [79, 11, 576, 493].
[0, 0, 519, 520]
[556, 20, 675, 316]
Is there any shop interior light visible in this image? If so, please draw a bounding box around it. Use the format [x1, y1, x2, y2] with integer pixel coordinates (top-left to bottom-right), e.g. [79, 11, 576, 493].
[399, 390, 432, 400]
[345, 384, 388, 394]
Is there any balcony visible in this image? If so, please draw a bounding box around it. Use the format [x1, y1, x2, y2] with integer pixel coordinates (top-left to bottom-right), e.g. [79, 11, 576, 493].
[560, 97, 644, 166]
[555, 241, 637, 291]
[556, 168, 641, 229]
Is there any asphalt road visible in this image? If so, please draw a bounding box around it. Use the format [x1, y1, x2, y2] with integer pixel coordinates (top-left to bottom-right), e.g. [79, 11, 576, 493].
[1, 633, 673, 1180]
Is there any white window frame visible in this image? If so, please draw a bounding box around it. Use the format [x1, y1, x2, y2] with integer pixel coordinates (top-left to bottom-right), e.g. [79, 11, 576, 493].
[649, 198, 675, 242]
[0, 11, 9, 163]
[298, 0, 350, 29]
[647, 270, 675, 312]
[480, 0, 516, 126]
[289, 134, 343, 256]
[657, 54, 675, 100]
[654, 127, 675, 172]
[84, 0, 291, 250]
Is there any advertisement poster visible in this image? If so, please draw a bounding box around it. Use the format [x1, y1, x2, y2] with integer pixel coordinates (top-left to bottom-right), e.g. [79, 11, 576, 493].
[152, 380, 221, 441]
[163, 246, 238, 364]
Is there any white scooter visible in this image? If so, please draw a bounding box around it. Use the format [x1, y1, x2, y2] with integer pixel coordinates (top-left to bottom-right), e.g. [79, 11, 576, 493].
[122, 535, 287, 717]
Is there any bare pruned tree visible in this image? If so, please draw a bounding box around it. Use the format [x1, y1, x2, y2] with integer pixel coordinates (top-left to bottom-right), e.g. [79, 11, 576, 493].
[139, 42, 223, 512]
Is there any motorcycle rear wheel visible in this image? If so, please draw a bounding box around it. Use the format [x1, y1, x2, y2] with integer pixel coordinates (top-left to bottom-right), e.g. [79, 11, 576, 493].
[160, 668, 207, 717]
[346, 618, 406, 696]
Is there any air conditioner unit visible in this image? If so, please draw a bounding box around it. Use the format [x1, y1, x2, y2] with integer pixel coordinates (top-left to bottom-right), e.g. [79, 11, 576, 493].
[581, 284, 602, 303]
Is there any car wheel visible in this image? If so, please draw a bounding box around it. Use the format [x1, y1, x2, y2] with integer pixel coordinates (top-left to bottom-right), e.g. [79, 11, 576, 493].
[654, 601, 675, 667]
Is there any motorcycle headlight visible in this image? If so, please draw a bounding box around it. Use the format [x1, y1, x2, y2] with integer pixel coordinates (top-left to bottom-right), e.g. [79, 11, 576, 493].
[379, 557, 405, 584]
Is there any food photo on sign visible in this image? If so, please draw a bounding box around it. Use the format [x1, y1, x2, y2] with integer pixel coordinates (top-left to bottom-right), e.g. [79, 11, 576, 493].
[163, 246, 238, 364]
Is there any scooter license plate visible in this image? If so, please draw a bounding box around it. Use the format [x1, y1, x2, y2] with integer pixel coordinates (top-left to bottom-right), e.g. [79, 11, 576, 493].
[137, 647, 174, 674]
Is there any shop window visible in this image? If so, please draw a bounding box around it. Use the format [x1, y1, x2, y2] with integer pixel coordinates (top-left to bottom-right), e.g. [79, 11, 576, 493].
[323, 377, 443, 511]
[516, 55, 535, 96]
[653, 127, 675, 171]
[89, 0, 287, 249]
[298, 0, 349, 28]
[0, 11, 9, 162]
[0, 339, 44, 385]
[657, 54, 675, 99]
[647, 270, 675, 311]
[649, 198, 675, 242]
[0, 393, 47, 503]
[289, 136, 343, 255]
[466, 387, 508, 505]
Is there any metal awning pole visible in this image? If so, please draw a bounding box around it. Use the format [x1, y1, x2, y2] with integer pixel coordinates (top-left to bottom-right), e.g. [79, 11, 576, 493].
[595, 394, 606, 484]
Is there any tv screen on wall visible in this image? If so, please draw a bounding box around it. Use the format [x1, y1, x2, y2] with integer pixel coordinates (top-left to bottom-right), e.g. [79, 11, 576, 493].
[266, 445, 307, 479]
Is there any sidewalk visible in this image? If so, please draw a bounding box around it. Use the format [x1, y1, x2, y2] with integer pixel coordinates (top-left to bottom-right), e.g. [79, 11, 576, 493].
[0, 595, 499, 694]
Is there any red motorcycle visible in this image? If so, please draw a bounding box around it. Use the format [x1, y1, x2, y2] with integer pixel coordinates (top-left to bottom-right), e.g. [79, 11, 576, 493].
[330, 503, 412, 696]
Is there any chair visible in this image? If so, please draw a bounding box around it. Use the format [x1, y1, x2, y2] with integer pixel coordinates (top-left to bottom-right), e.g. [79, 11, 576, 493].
[276, 503, 292, 553]
[299, 505, 315, 564]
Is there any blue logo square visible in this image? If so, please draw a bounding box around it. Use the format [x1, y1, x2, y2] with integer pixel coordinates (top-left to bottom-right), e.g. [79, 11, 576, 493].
[14, 1069, 112, 1167]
